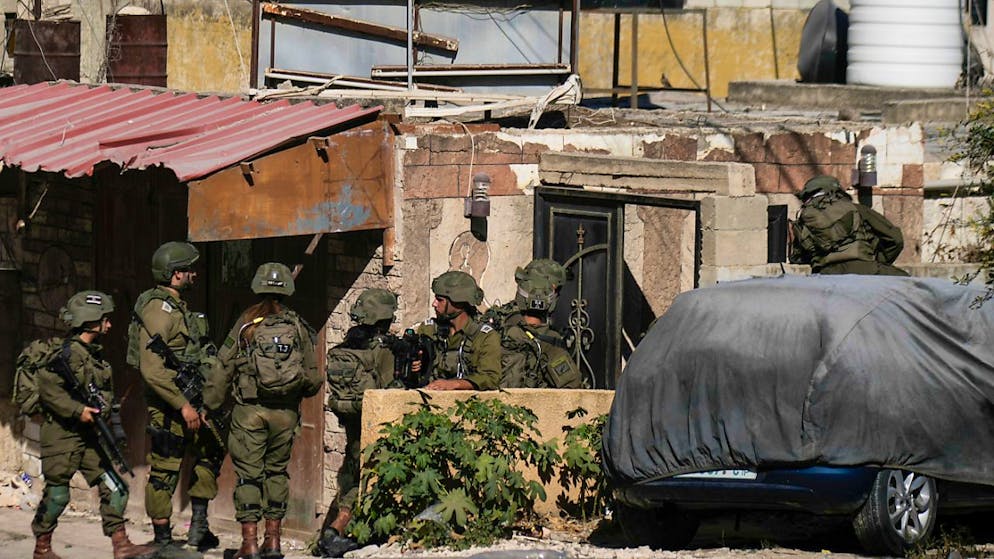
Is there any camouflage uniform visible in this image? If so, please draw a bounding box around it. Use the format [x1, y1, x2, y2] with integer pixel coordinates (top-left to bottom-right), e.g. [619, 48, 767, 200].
[790, 175, 908, 276]
[206, 263, 323, 559]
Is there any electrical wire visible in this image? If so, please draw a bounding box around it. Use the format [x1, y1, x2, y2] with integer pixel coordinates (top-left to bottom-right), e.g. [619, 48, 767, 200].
[659, 4, 729, 113]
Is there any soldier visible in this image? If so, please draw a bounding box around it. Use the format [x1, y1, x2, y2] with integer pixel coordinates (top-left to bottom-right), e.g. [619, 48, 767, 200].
[499, 278, 582, 389]
[413, 271, 502, 391]
[129, 241, 221, 554]
[32, 291, 157, 559]
[789, 175, 908, 276]
[316, 288, 400, 558]
[482, 258, 568, 331]
[206, 263, 324, 559]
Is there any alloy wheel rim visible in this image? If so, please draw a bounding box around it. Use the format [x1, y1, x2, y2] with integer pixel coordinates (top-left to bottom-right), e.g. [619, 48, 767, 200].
[886, 470, 934, 543]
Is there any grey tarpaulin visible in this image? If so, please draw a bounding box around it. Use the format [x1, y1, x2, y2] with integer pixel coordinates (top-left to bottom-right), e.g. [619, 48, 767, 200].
[603, 275, 994, 487]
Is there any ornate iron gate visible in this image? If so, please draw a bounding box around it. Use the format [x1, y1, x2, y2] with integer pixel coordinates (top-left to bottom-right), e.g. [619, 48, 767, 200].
[534, 186, 701, 388]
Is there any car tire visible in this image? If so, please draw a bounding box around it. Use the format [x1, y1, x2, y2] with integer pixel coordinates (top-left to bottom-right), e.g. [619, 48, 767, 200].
[853, 469, 937, 556]
[615, 503, 699, 550]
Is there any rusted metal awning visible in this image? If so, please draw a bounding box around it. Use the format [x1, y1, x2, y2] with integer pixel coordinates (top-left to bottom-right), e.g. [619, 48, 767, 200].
[0, 81, 381, 181]
[187, 121, 394, 247]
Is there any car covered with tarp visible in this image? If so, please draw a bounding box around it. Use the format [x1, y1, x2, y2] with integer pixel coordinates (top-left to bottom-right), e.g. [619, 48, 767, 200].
[603, 275, 994, 555]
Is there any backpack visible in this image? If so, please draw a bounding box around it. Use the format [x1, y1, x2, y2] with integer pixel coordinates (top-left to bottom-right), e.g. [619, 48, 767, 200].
[246, 312, 310, 399]
[326, 347, 382, 415]
[13, 338, 62, 416]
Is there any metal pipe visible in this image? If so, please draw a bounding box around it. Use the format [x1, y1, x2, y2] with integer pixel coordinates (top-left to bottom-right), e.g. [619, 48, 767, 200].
[407, 0, 414, 90]
[570, 0, 580, 72]
[630, 13, 638, 109]
[702, 10, 712, 113]
[250, 0, 260, 88]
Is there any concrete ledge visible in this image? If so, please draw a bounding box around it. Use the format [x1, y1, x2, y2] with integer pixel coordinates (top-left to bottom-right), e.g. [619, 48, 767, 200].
[539, 152, 755, 196]
[727, 81, 958, 112]
[882, 98, 978, 125]
[361, 388, 615, 516]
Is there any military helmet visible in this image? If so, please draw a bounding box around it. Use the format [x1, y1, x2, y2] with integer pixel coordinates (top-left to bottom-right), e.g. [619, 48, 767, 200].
[514, 258, 567, 288]
[431, 270, 484, 306]
[515, 278, 558, 314]
[152, 241, 199, 282]
[60, 290, 115, 328]
[251, 262, 295, 296]
[350, 288, 398, 325]
[798, 175, 843, 202]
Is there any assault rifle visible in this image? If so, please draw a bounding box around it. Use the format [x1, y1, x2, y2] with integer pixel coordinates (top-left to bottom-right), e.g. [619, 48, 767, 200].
[48, 345, 133, 479]
[145, 334, 227, 449]
[385, 328, 435, 389]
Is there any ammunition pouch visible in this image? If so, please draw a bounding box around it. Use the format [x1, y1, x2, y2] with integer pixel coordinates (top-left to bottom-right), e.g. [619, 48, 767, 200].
[147, 425, 186, 459]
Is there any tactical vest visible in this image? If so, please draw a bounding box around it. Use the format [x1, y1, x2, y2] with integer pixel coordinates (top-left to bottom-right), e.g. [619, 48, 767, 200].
[420, 319, 492, 381]
[796, 193, 879, 270]
[326, 336, 391, 415]
[127, 288, 211, 368]
[500, 324, 578, 388]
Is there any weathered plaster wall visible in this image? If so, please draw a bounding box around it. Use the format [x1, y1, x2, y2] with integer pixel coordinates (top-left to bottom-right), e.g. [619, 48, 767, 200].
[579, 7, 808, 99]
[165, 0, 252, 93]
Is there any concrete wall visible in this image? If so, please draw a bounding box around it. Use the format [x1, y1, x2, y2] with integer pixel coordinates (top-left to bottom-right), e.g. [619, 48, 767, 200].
[165, 0, 252, 93]
[360, 388, 615, 517]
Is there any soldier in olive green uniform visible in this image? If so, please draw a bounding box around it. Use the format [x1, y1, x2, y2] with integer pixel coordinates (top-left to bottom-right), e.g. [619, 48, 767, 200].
[499, 278, 582, 389]
[129, 241, 221, 553]
[481, 258, 568, 331]
[789, 175, 908, 276]
[32, 291, 157, 559]
[207, 263, 324, 559]
[317, 288, 400, 558]
[414, 271, 502, 391]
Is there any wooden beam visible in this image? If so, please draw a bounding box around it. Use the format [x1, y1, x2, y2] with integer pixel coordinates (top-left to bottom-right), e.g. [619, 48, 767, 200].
[261, 3, 459, 53]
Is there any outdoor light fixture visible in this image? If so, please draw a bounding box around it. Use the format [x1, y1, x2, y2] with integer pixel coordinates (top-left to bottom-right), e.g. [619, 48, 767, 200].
[853, 144, 877, 206]
[464, 173, 491, 218]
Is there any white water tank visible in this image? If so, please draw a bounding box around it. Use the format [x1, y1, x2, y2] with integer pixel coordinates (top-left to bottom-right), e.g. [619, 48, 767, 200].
[847, 0, 964, 88]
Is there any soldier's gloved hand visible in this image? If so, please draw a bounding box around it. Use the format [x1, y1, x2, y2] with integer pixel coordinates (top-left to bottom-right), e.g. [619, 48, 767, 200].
[181, 403, 202, 431]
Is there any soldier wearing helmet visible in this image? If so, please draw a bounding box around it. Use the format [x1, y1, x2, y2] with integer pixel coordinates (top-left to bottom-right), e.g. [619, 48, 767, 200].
[316, 288, 400, 558]
[482, 258, 568, 333]
[789, 175, 908, 276]
[32, 291, 158, 559]
[128, 241, 222, 553]
[413, 271, 502, 391]
[207, 263, 323, 559]
[500, 278, 582, 389]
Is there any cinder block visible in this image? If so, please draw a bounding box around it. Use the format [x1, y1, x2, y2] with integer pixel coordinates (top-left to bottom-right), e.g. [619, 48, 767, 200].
[701, 196, 768, 231]
[702, 229, 767, 266]
[22, 419, 40, 442]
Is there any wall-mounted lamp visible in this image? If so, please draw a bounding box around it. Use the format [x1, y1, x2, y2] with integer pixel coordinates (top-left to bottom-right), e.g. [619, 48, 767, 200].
[853, 144, 877, 206]
[465, 173, 490, 241]
[464, 173, 491, 218]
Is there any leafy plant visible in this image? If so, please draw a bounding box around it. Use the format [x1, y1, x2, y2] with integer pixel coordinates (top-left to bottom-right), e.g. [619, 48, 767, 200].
[349, 396, 560, 549]
[557, 407, 609, 521]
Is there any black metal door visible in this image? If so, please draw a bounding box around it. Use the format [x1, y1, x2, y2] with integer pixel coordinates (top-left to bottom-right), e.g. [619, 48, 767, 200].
[535, 191, 623, 389]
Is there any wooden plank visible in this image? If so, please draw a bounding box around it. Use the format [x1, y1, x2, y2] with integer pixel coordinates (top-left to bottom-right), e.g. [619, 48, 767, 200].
[261, 3, 458, 53]
[188, 121, 393, 242]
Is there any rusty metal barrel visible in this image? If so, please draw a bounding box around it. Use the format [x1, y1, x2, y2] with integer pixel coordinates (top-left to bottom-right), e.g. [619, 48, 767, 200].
[13, 19, 81, 84]
[106, 14, 167, 87]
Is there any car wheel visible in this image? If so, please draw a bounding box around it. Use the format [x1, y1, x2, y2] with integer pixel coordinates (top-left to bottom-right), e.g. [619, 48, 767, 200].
[853, 469, 937, 556]
[615, 503, 698, 550]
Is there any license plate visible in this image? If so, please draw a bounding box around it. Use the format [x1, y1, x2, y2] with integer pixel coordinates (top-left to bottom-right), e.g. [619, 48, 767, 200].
[675, 469, 757, 480]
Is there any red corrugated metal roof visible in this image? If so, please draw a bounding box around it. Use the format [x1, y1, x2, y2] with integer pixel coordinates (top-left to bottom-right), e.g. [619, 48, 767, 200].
[0, 81, 382, 181]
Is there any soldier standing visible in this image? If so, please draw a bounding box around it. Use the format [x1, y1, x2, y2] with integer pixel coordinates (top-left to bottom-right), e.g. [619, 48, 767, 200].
[32, 291, 157, 559]
[499, 278, 581, 389]
[316, 288, 400, 558]
[789, 175, 908, 276]
[414, 271, 502, 391]
[129, 241, 221, 554]
[206, 263, 324, 559]
[482, 258, 568, 331]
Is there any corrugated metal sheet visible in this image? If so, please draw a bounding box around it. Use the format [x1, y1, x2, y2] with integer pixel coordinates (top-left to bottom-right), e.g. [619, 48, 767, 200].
[0, 81, 382, 181]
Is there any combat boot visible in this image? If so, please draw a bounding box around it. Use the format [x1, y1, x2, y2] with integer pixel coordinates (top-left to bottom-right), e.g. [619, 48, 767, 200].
[110, 527, 158, 559]
[235, 521, 261, 559]
[316, 508, 358, 558]
[153, 522, 203, 559]
[186, 497, 220, 550]
[33, 532, 63, 559]
[261, 518, 283, 559]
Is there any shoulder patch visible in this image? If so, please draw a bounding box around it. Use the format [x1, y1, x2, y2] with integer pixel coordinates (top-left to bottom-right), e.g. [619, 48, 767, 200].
[161, 300, 174, 313]
[480, 324, 494, 333]
[223, 336, 235, 349]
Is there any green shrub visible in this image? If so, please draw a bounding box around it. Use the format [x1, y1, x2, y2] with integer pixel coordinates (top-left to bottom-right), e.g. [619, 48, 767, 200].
[349, 396, 560, 549]
[557, 407, 609, 521]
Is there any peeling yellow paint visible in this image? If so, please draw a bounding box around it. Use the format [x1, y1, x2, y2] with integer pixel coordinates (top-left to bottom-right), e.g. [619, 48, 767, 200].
[168, 13, 252, 94]
[579, 8, 806, 99]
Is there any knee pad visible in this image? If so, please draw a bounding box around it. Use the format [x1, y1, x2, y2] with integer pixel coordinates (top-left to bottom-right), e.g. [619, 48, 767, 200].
[35, 485, 70, 526]
[100, 473, 129, 517]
